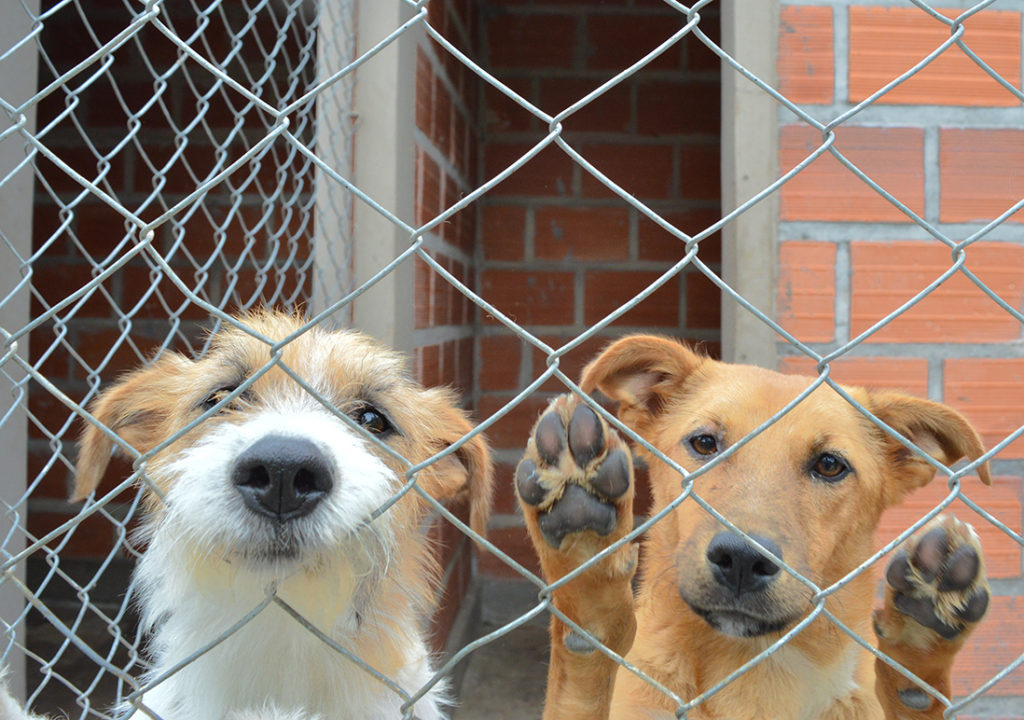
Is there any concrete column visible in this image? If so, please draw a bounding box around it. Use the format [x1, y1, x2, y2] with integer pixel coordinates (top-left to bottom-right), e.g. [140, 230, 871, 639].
[0, 0, 40, 700]
[720, 0, 780, 368]
[316, 0, 417, 354]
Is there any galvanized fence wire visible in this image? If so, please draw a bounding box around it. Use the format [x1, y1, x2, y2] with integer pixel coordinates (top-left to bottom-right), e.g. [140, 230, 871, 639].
[0, 0, 1021, 718]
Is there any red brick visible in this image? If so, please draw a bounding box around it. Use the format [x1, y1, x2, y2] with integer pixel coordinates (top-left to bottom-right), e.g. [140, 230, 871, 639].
[580, 143, 674, 199]
[490, 460, 521, 515]
[779, 357, 929, 398]
[878, 475, 1021, 580]
[479, 334, 522, 392]
[29, 261, 113, 319]
[583, 271, 680, 327]
[485, 143, 574, 197]
[945, 358, 1024, 459]
[778, 6, 834, 104]
[483, 77, 535, 134]
[952, 595, 1024, 695]
[849, 7, 1021, 107]
[415, 47, 433, 134]
[418, 343, 440, 386]
[531, 333, 608, 393]
[940, 129, 1024, 224]
[481, 205, 526, 261]
[780, 126, 924, 223]
[476, 394, 551, 452]
[636, 80, 720, 136]
[415, 255, 432, 329]
[539, 78, 631, 133]
[678, 144, 721, 203]
[586, 14, 685, 71]
[685, 271, 720, 331]
[479, 269, 575, 326]
[534, 207, 629, 261]
[417, 151, 442, 225]
[432, 76, 454, 157]
[637, 209, 721, 263]
[488, 13, 576, 69]
[850, 241, 1024, 344]
[28, 510, 117, 559]
[777, 241, 836, 343]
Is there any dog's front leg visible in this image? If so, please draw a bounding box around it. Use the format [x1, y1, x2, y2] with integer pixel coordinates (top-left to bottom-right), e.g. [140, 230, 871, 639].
[873, 515, 990, 719]
[515, 394, 638, 720]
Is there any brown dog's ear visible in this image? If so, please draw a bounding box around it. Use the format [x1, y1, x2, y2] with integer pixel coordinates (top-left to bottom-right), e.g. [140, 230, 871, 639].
[74, 353, 192, 502]
[869, 391, 990, 498]
[415, 389, 493, 541]
[580, 334, 704, 431]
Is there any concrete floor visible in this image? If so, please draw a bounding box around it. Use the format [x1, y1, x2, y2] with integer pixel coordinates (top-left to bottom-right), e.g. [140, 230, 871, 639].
[452, 579, 549, 720]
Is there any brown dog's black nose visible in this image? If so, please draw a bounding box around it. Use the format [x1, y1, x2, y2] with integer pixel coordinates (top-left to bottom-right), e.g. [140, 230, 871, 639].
[231, 435, 334, 522]
[706, 531, 782, 596]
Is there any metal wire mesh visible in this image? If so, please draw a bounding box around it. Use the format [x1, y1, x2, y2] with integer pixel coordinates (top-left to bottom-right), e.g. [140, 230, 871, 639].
[0, 0, 1021, 718]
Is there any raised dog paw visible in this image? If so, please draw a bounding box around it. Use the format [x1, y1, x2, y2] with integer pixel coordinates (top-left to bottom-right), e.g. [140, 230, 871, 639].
[516, 394, 635, 563]
[880, 514, 989, 643]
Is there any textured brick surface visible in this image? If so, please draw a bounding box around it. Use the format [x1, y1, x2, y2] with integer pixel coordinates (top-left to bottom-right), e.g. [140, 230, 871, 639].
[849, 242, 1024, 344]
[779, 357, 929, 398]
[940, 129, 1024, 224]
[777, 241, 836, 343]
[945, 358, 1024, 459]
[780, 126, 925, 222]
[778, 5, 834, 104]
[849, 6, 1021, 107]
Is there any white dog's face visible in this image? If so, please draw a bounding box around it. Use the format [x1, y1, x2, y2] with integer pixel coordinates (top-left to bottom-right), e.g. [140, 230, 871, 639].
[74, 311, 492, 577]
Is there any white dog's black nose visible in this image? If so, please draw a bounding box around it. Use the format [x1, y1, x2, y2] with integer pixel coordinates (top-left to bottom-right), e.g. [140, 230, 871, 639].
[706, 531, 782, 596]
[232, 436, 334, 521]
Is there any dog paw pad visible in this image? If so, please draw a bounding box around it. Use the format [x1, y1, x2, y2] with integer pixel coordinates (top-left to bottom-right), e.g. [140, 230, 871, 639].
[537, 484, 616, 548]
[897, 688, 932, 711]
[563, 630, 596, 655]
[885, 515, 989, 640]
[516, 395, 634, 551]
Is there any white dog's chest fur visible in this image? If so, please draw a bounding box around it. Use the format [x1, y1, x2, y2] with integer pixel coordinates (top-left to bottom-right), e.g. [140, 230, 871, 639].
[124, 552, 446, 720]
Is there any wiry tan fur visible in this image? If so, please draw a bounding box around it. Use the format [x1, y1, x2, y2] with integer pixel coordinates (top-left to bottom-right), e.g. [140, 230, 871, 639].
[6, 311, 492, 720]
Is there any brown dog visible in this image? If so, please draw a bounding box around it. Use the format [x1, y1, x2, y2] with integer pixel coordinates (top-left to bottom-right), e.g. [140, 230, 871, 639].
[516, 335, 990, 720]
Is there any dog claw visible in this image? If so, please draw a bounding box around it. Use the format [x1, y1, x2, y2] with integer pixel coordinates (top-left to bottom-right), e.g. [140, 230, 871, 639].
[897, 687, 932, 711]
[568, 404, 604, 468]
[535, 413, 566, 466]
[885, 515, 989, 641]
[516, 458, 546, 507]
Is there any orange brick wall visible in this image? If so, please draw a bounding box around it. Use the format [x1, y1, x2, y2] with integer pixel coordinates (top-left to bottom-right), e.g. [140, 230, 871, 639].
[476, 0, 722, 578]
[778, 4, 1024, 713]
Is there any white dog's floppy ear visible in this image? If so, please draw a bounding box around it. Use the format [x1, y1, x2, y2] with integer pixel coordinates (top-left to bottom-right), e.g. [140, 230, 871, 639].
[74, 353, 193, 502]
[868, 391, 990, 502]
[413, 388, 493, 541]
[580, 334, 704, 432]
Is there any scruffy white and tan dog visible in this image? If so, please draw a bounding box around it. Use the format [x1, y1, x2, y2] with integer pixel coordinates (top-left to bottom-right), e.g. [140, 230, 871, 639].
[2, 311, 492, 720]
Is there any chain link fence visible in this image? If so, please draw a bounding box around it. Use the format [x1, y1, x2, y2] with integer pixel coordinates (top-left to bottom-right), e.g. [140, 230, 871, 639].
[0, 0, 1022, 718]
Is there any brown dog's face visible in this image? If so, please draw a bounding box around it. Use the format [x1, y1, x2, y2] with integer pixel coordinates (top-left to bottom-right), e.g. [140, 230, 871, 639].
[74, 311, 491, 571]
[582, 335, 988, 639]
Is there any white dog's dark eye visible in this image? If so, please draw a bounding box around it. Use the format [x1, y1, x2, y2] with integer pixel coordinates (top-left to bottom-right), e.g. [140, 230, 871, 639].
[690, 433, 718, 456]
[201, 386, 239, 412]
[354, 405, 393, 435]
[812, 453, 850, 482]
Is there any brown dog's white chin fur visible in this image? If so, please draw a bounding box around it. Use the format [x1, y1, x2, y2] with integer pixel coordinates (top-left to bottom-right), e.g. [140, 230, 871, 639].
[4, 311, 491, 720]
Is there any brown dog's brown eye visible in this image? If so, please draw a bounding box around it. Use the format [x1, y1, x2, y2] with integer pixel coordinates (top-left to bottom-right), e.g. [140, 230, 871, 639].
[690, 434, 718, 456]
[201, 386, 239, 412]
[354, 406, 394, 435]
[812, 453, 849, 482]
